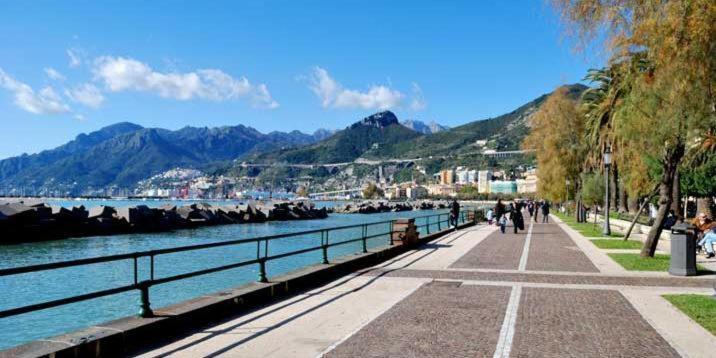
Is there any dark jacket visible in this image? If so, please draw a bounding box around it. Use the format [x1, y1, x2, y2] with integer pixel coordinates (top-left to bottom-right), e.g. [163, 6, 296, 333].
[510, 207, 524, 230]
[450, 201, 460, 216]
[541, 202, 550, 215]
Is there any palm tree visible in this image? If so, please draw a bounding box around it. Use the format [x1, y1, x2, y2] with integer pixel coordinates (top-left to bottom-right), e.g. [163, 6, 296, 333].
[581, 65, 627, 218]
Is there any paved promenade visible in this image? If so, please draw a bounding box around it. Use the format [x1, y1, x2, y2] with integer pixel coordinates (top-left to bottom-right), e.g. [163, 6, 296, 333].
[138, 215, 715, 358]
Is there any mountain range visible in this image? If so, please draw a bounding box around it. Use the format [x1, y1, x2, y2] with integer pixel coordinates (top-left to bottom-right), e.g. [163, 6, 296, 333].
[0, 123, 329, 192]
[0, 84, 587, 193]
[400, 120, 449, 134]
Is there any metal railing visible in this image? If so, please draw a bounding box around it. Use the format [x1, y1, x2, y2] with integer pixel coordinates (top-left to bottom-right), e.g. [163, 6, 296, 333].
[0, 210, 474, 321]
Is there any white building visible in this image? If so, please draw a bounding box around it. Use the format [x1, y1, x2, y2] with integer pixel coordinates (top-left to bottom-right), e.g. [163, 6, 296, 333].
[455, 168, 469, 184]
[477, 170, 492, 193]
[406, 186, 428, 199]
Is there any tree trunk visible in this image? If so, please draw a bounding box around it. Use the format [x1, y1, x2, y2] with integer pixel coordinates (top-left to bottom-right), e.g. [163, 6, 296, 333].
[671, 170, 681, 214]
[625, 187, 658, 241]
[619, 182, 628, 213]
[611, 164, 619, 210]
[575, 182, 583, 222]
[594, 205, 598, 225]
[641, 144, 685, 258]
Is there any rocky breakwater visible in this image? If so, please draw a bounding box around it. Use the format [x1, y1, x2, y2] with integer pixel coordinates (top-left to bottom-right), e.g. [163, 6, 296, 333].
[333, 200, 449, 214]
[0, 201, 328, 244]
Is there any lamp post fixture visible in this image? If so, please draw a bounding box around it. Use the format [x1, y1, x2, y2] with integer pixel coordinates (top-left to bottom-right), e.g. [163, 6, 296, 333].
[603, 147, 612, 236]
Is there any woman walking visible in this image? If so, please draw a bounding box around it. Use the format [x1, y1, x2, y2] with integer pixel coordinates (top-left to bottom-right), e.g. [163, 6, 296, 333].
[509, 203, 524, 234]
[494, 199, 505, 224]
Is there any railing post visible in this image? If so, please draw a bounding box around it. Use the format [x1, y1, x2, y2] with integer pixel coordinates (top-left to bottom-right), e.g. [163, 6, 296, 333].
[258, 259, 268, 283]
[426, 216, 430, 234]
[138, 283, 153, 318]
[388, 221, 394, 245]
[322, 230, 329, 264]
[361, 225, 368, 253]
[438, 214, 442, 231]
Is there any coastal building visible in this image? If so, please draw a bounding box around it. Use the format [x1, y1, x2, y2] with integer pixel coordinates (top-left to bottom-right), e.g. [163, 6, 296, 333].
[439, 169, 455, 185]
[482, 149, 535, 158]
[455, 167, 475, 185]
[467, 170, 477, 183]
[516, 179, 537, 193]
[384, 186, 406, 200]
[406, 185, 428, 199]
[490, 180, 517, 194]
[516, 169, 538, 193]
[477, 170, 492, 193]
[427, 184, 457, 197]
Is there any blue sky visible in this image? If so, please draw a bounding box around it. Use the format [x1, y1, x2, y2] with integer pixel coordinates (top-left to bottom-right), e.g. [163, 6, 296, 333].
[0, 0, 603, 159]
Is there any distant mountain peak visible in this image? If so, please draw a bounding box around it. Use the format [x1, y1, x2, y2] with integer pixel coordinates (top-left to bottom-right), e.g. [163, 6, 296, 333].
[97, 122, 144, 135]
[312, 128, 339, 141]
[351, 111, 399, 129]
[401, 119, 449, 134]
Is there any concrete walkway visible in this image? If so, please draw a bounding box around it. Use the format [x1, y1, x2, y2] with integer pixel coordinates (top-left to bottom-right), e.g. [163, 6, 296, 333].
[137, 217, 715, 358]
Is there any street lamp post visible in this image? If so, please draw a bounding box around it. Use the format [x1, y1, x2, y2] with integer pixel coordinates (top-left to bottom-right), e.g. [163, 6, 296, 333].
[603, 147, 612, 236]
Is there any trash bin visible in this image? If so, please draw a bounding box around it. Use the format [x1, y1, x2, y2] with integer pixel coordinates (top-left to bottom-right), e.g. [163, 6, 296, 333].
[669, 223, 697, 276]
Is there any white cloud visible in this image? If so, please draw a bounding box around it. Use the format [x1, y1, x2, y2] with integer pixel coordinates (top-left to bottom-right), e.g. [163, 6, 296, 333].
[67, 48, 82, 68]
[409, 82, 427, 111]
[74, 114, 86, 121]
[307, 67, 404, 110]
[65, 83, 105, 108]
[44, 67, 65, 81]
[252, 84, 279, 109]
[0, 68, 71, 114]
[92, 56, 278, 108]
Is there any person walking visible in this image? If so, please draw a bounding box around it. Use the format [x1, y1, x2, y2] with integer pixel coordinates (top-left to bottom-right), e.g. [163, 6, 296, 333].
[533, 201, 540, 223]
[449, 199, 460, 229]
[494, 199, 505, 224]
[498, 214, 507, 234]
[486, 208, 494, 225]
[527, 201, 534, 218]
[541, 201, 550, 223]
[510, 203, 524, 234]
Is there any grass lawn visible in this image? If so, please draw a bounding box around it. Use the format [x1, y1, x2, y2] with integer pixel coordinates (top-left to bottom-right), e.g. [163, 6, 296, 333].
[663, 294, 716, 335]
[607, 253, 711, 272]
[554, 212, 624, 238]
[590, 239, 643, 249]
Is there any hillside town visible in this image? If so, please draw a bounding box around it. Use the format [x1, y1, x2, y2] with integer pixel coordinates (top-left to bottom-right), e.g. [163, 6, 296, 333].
[124, 164, 539, 200]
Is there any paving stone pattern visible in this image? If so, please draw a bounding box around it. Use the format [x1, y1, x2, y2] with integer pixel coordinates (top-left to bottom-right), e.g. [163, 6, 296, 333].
[326, 281, 510, 358]
[450, 226, 524, 270]
[511, 287, 680, 357]
[526, 222, 599, 273]
[367, 268, 714, 288]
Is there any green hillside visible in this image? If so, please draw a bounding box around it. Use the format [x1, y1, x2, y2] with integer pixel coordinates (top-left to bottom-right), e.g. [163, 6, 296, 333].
[246, 111, 421, 164]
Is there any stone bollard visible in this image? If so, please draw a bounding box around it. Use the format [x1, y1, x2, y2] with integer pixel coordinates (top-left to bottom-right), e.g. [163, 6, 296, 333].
[669, 223, 697, 276]
[391, 218, 419, 245]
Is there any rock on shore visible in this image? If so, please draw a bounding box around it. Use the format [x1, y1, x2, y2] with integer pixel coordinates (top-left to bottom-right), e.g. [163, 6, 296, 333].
[0, 201, 328, 244]
[332, 200, 448, 214]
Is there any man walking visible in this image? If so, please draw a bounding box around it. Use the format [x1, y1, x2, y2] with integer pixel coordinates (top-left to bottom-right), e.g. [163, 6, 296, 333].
[449, 199, 460, 229]
[510, 202, 524, 234]
[541, 200, 550, 223]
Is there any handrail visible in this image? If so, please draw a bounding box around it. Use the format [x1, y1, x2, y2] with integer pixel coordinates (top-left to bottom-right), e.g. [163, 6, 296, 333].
[0, 216, 419, 277]
[0, 209, 476, 322]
